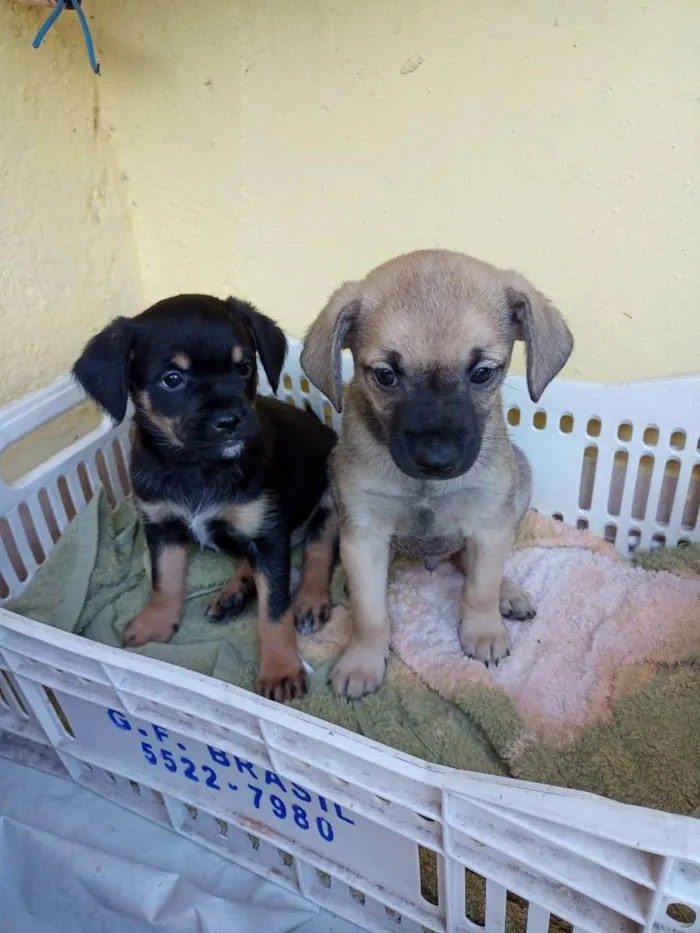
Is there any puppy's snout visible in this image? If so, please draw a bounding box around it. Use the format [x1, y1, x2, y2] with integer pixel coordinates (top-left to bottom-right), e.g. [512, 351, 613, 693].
[405, 433, 462, 477]
[214, 412, 242, 435]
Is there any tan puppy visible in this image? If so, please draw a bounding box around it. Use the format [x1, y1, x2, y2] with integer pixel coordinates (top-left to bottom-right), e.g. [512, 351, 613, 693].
[301, 250, 573, 699]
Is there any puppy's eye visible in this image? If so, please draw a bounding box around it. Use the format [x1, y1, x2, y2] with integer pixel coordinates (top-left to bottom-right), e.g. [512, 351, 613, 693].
[238, 360, 253, 379]
[160, 370, 185, 390]
[470, 365, 496, 385]
[373, 366, 397, 388]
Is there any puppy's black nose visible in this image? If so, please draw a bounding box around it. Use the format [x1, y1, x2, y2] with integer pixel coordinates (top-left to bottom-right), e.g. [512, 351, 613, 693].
[214, 413, 241, 434]
[409, 437, 460, 476]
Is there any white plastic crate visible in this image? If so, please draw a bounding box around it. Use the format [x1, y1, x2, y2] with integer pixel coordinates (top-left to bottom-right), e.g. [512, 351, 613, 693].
[0, 338, 698, 933]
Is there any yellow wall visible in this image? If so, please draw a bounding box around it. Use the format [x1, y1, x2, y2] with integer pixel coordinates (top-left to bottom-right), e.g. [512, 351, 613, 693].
[0, 3, 141, 406]
[1, 0, 699, 408]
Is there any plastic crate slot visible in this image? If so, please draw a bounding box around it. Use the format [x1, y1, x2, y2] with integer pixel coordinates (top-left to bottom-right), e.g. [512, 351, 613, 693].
[349, 887, 366, 906]
[578, 445, 598, 510]
[300, 377, 310, 394]
[548, 915, 573, 932]
[656, 459, 681, 524]
[464, 867, 486, 927]
[56, 475, 77, 523]
[37, 488, 62, 544]
[631, 454, 655, 521]
[0, 517, 28, 583]
[415, 812, 436, 823]
[76, 461, 94, 505]
[419, 846, 439, 906]
[43, 687, 74, 736]
[643, 425, 659, 447]
[2, 671, 29, 715]
[94, 450, 117, 508]
[651, 532, 666, 549]
[316, 869, 331, 889]
[559, 414, 574, 434]
[552, 512, 563, 522]
[384, 906, 401, 923]
[533, 411, 547, 430]
[285, 396, 295, 407]
[587, 417, 601, 438]
[0, 573, 8, 599]
[670, 430, 686, 451]
[248, 833, 260, 851]
[282, 374, 293, 391]
[507, 407, 520, 427]
[279, 849, 293, 868]
[216, 818, 228, 837]
[607, 450, 629, 517]
[506, 890, 530, 929]
[681, 464, 700, 531]
[129, 780, 141, 796]
[185, 804, 198, 820]
[17, 502, 45, 565]
[604, 523, 617, 545]
[617, 421, 633, 442]
[322, 402, 333, 427]
[111, 439, 131, 496]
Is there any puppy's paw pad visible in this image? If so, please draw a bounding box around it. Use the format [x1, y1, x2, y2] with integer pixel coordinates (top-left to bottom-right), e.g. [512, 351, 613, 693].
[255, 665, 308, 703]
[499, 579, 536, 621]
[293, 593, 332, 635]
[206, 579, 255, 622]
[124, 611, 179, 648]
[460, 613, 510, 666]
[331, 646, 387, 699]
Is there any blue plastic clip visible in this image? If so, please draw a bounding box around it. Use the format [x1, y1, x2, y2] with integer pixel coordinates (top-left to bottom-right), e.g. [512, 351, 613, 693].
[33, 0, 100, 76]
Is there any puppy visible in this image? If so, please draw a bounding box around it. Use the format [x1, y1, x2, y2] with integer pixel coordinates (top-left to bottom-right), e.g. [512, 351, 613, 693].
[73, 295, 338, 702]
[301, 250, 573, 699]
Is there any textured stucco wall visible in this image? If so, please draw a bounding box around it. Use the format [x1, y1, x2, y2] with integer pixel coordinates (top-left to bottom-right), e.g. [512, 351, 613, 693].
[95, 0, 700, 382]
[1, 0, 699, 409]
[0, 2, 141, 406]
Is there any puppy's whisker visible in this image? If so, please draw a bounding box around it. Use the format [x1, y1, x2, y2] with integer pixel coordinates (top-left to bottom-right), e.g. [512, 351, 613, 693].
[502, 380, 528, 396]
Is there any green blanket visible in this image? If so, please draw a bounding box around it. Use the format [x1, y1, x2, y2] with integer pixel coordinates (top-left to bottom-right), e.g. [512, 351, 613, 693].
[8, 488, 700, 820]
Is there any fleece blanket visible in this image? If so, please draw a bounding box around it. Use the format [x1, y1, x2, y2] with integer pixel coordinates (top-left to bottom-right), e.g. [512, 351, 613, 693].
[7, 487, 700, 821]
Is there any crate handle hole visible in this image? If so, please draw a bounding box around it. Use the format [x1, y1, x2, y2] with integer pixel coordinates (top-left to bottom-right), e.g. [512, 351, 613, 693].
[43, 687, 75, 737]
[666, 903, 696, 927]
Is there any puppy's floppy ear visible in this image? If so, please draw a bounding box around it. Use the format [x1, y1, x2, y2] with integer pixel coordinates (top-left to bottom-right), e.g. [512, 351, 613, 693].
[504, 273, 573, 402]
[227, 298, 287, 394]
[301, 282, 361, 412]
[72, 317, 135, 422]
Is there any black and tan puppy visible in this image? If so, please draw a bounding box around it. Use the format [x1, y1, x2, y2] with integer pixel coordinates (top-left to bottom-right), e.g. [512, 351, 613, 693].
[302, 250, 573, 699]
[73, 295, 338, 702]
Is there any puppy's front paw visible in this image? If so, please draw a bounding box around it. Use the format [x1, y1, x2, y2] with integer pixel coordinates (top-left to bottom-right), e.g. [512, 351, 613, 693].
[499, 578, 536, 620]
[459, 610, 510, 666]
[331, 644, 387, 699]
[255, 655, 308, 703]
[293, 590, 332, 635]
[124, 608, 180, 648]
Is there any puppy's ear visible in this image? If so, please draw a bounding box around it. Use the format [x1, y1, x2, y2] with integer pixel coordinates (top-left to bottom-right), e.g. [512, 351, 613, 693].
[505, 274, 573, 402]
[72, 317, 135, 422]
[227, 298, 287, 394]
[301, 282, 361, 412]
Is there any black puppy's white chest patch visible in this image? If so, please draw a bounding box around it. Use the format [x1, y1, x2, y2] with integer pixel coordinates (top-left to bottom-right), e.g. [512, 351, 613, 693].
[135, 496, 270, 548]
